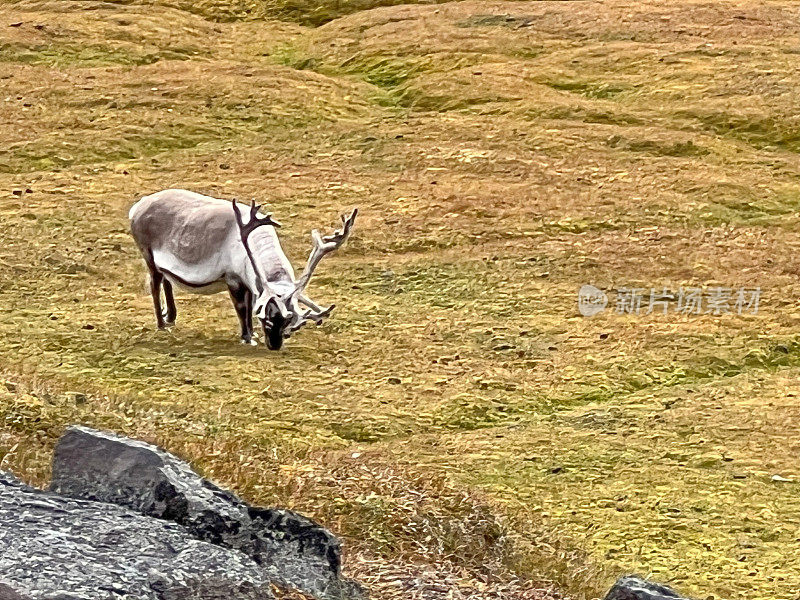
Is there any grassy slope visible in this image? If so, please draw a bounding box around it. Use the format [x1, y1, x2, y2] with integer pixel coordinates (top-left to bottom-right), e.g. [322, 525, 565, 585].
[2, 1, 800, 599]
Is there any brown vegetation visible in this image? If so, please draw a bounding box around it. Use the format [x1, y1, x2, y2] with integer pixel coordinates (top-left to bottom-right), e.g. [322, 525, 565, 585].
[2, 1, 800, 598]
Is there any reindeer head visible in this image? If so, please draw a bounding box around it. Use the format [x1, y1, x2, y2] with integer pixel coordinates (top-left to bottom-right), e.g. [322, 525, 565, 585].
[233, 199, 357, 350]
[253, 294, 291, 350]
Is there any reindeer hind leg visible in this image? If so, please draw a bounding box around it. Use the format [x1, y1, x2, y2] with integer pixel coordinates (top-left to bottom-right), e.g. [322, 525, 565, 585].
[143, 250, 167, 330]
[149, 268, 167, 330]
[162, 278, 177, 326]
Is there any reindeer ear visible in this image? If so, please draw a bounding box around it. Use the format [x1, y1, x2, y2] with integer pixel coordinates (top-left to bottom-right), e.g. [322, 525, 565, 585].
[253, 293, 269, 320]
[254, 299, 268, 320]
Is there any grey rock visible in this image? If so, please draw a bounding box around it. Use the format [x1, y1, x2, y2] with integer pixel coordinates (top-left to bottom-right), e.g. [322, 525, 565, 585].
[0, 472, 274, 600]
[50, 425, 362, 600]
[604, 576, 690, 600]
[0, 471, 24, 488]
[0, 581, 34, 600]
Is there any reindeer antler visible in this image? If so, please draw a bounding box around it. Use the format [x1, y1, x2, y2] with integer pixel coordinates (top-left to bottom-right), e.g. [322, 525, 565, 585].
[232, 198, 281, 236]
[287, 303, 336, 334]
[231, 198, 281, 294]
[291, 208, 358, 301]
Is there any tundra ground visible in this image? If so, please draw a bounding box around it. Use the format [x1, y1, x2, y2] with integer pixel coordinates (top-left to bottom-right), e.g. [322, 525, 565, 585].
[2, 1, 800, 599]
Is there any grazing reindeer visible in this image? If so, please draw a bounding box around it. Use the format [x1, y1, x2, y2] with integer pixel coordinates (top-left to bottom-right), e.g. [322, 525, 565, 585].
[129, 189, 357, 350]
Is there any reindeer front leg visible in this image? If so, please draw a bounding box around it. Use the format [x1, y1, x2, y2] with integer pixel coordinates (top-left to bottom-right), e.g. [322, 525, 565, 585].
[228, 282, 256, 345]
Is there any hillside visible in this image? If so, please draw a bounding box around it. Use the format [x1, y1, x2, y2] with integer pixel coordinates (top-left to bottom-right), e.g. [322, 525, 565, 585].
[2, 1, 800, 599]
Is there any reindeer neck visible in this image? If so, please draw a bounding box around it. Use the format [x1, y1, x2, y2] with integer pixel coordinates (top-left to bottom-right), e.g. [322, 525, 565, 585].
[238, 234, 266, 296]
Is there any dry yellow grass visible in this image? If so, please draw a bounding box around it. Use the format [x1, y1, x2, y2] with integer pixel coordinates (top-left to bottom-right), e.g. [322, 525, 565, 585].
[2, 1, 800, 599]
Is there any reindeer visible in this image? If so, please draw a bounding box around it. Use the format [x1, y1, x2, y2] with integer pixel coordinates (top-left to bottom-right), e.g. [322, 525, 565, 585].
[129, 189, 357, 350]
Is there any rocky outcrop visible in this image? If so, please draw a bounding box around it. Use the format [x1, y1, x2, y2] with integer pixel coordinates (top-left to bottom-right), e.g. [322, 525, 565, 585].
[0, 471, 275, 600]
[604, 576, 691, 600]
[49, 425, 362, 600]
[0, 427, 707, 600]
